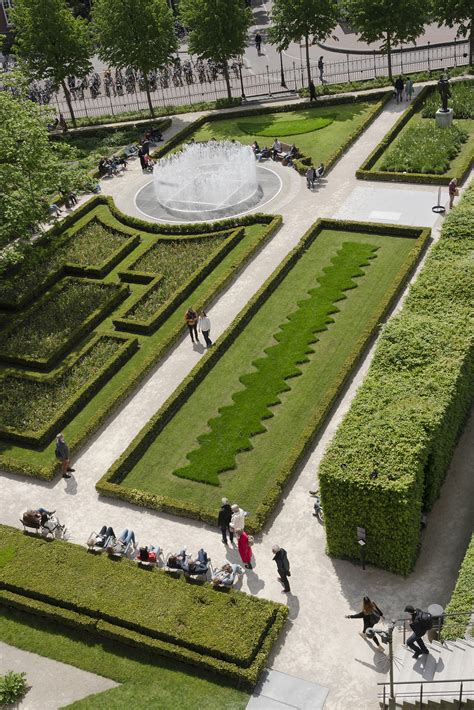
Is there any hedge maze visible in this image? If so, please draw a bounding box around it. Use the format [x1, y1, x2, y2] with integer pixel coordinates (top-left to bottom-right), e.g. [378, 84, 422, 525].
[0, 196, 281, 479]
[98, 219, 428, 531]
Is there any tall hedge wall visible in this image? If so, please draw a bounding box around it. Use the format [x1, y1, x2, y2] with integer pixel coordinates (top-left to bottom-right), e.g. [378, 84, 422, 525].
[442, 532, 474, 640]
[318, 184, 474, 575]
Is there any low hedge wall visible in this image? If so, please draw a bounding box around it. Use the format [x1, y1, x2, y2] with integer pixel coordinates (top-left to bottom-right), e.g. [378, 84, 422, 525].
[114, 228, 244, 334]
[356, 79, 474, 185]
[97, 218, 429, 531]
[0, 334, 138, 447]
[442, 533, 474, 641]
[318, 184, 474, 575]
[0, 525, 287, 688]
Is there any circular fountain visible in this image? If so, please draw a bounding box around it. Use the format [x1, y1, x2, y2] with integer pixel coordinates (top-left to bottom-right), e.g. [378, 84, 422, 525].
[134, 140, 282, 223]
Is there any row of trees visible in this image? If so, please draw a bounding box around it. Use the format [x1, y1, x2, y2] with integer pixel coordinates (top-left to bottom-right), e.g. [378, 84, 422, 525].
[10, 0, 473, 126]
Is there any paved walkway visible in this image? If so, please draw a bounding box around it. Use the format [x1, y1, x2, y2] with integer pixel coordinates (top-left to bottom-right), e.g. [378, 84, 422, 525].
[1, 97, 473, 709]
[0, 642, 117, 709]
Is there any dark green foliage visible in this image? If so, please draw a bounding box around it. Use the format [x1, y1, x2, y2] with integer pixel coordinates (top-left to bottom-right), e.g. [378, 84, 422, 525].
[0, 670, 27, 706]
[318, 184, 474, 574]
[174, 242, 376, 485]
[0, 525, 287, 688]
[380, 121, 468, 174]
[422, 80, 474, 119]
[442, 533, 474, 640]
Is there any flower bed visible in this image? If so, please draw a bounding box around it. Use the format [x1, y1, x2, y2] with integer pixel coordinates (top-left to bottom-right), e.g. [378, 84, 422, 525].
[97, 219, 428, 531]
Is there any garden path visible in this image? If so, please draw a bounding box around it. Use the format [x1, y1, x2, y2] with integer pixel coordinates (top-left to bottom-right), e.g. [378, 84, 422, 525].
[1, 97, 473, 710]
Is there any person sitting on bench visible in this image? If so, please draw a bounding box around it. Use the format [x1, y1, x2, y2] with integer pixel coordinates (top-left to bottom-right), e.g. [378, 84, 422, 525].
[271, 138, 282, 160]
[136, 545, 159, 563]
[36, 508, 55, 526]
[315, 162, 325, 180]
[91, 525, 116, 548]
[252, 140, 260, 156]
[211, 562, 244, 587]
[282, 144, 298, 166]
[183, 548, 209, 575]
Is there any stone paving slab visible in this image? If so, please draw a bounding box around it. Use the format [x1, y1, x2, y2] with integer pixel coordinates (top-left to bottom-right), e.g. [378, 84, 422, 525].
[247, 669, 329, 709]
[0, 641, 118, 709]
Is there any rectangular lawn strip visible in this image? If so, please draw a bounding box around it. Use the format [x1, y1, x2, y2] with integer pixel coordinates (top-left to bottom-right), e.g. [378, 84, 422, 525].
[0, 608, 250, 710]
[0, 525, 287, 688]
[0, 203, 278, 478]
[112, 224, 427, 529]
[0, 278, 128, 369]
[189, 102, 379, 167]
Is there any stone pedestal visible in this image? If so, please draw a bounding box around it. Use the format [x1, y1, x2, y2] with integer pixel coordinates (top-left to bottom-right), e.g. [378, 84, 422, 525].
[435, 108, 454, 128]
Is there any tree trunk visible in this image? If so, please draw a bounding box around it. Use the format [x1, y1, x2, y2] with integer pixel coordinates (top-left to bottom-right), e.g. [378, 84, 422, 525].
[222, 61, 232, 101]
[61, 80, 76, 128]
[386, 32, 393, 82]
[470, 23, 473, 66]
[143, 73, 155, 118]
[304, 35, 312, 91]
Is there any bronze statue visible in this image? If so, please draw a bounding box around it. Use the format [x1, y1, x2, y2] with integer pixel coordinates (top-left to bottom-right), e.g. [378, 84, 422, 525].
[438, 76, 451, 112]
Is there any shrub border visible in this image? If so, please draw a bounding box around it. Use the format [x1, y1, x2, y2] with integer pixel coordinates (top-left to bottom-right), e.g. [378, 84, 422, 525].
[0, 333, 138, 447]
[442, 532, 474, 641]
[0, 199, 282, 480]
[0, 278, 130, 371]
[96, 218, 429, 531]
[356, 80, 474, 185]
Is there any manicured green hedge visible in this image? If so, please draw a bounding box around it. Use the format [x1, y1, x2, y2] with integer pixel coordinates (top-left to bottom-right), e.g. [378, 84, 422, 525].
[318, 184, 474, 575]
[97, 218, 429, 531]
[0, 334, 137, 447]
[0, 525, 287, 688]
[442, 533, 474, 640]
[357, 79, 474, 185]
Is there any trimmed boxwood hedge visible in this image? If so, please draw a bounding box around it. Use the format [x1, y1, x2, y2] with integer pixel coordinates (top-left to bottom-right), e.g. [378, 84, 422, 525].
[357, 79, 474, 185]
[318, 183, 474, 575]
[0, 525, 287, 689]
[442, 533, 474, 641]
[97, 218, 429, 531]
[151, 91, 392, 178]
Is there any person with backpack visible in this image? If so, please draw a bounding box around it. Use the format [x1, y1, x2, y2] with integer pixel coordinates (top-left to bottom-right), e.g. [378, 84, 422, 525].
[404, 605, 431, 658]
[346, 596, 385, 651]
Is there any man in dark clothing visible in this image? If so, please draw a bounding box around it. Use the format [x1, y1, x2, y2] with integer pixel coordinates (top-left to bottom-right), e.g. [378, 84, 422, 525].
[395, 76, 404, 103]
[404, 605, 431, 658]
[272, 545, 291, 593]
[309, 79, 317, 102]
[255, 33, 262, 55]
[218, 497, 234, 545]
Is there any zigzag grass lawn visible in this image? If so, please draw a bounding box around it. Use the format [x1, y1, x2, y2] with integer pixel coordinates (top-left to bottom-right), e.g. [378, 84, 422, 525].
[190, 102, 377, 164]
[0, 201, 275, 478]
[118, 226, 423, 524]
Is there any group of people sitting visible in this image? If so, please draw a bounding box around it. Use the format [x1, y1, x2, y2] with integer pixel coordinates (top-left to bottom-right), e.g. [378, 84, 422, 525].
[251, 138, 299, 167]
[21, 508, 66, 538]
[98, 155, 127, 178]
[87, 525, 137, 556]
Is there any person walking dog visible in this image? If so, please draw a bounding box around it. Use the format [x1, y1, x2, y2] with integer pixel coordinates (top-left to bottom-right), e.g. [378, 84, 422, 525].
[218, 497, 234, 545]
[272, 545, 291, 593]
[55, 433, 74, 479]
[346, 597, 385, 651]
[404, 605, 432, 658]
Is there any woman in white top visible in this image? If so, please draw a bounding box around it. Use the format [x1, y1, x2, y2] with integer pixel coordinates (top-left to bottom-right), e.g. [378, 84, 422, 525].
[199, 310, 212, 348]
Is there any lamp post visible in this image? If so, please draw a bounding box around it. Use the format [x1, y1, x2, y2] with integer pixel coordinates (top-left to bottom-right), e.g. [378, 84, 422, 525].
[238, 57, 246, 101]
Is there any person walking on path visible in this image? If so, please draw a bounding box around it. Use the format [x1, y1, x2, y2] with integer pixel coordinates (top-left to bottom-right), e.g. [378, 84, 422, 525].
[199, 310, 212, 348]
[272, 545, 291, 593]
[395, 76, 404, 103]
[448, 177, 459, 209]
[318, 56, 324, 83]
[230, 503, 247, 534]
[405, 77, 414, 101]
[346, 597, 385, 651]
[218, 497, 234, 545]
[184, 306, 199, 344]
[404, 605, 432, 658]
[255, 33, 262, 55]
[238, 530, 253, 569]
[55, 433, 74, 479]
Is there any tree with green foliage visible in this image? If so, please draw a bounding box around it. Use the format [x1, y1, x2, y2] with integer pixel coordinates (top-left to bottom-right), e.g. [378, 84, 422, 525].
[432, 0, 474, 66]
[269, 0, 338, 93]
[179, 0, 252, 100]
[93, 0, 177, 117]
[343, 0, 428, 81]
[11, 0, 92, 127]
[0, 90, 88, 251]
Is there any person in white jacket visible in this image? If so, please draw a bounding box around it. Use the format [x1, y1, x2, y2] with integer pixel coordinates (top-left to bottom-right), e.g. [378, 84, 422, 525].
[230, 504, 247, 533]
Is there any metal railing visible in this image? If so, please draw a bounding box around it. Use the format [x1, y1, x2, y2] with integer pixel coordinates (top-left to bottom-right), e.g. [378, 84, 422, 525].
[379, 678, 474, 709]
[4, 38, 468, 122]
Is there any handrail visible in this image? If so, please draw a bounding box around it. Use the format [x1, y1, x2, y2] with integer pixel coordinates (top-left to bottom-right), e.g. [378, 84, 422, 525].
[378, 678, 474, 687]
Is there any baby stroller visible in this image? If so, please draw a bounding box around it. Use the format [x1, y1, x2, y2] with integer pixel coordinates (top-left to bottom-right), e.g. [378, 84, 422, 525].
[21, 509, 67, 539]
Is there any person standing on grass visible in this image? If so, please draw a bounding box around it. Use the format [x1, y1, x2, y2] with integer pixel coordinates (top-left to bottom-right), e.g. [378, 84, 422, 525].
[255, 32, 262, 55]
[272, 545, 291, 593]
[184, 306, 199, 344]
[448, 177, 459, 209]
[238, 530, 254, 569]
[55, 433, 74, 479]
[405, 77, 414, 101]
[346, 596, 385, 652]
[199, 310, 212, 348]
[218, 497, 234, 545]
[318, 56, 324, 83]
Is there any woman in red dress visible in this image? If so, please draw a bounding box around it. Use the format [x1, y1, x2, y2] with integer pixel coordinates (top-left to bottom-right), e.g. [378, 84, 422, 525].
[237, 530, 253, 569]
